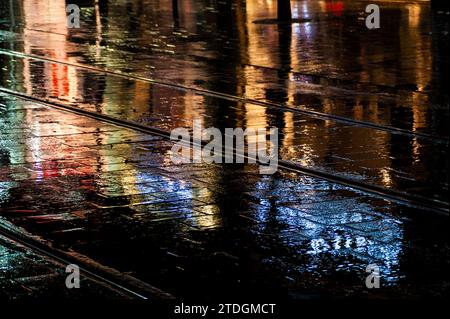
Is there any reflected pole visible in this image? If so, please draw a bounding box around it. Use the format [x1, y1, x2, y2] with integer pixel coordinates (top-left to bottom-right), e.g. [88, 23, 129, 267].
[277, 0, 291, 22]
[173, 0, 179, 28]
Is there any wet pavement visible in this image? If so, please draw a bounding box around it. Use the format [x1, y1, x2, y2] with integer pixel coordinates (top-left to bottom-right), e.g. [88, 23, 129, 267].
[0, 0, 449, 303]
[1, 0, 448, 204]
[0, 232, 129, 301]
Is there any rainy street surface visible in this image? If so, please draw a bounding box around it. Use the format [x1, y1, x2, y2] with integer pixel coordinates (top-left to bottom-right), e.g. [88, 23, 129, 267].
[0, 0, 449, 308]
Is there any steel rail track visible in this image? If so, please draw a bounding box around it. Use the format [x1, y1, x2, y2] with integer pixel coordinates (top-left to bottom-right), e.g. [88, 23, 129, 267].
[0, 219, 174, 301]
[0, 48, 447, 144]
[1, 87, 448, 216]
[1, 26, 436, 98]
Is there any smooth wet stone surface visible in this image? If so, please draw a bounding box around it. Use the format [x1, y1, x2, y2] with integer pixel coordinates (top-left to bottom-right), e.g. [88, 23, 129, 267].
[0, 0, 448, 203]
[0, 96, 448, 300]
[0, 0, 448, 301]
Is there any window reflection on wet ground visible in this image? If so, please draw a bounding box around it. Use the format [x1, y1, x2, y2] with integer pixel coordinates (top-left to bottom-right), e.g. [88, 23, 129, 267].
[0, 0, 448, 300]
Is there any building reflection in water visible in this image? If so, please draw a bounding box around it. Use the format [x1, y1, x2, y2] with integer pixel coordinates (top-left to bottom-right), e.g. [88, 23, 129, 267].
[2, 0, 445, 289]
